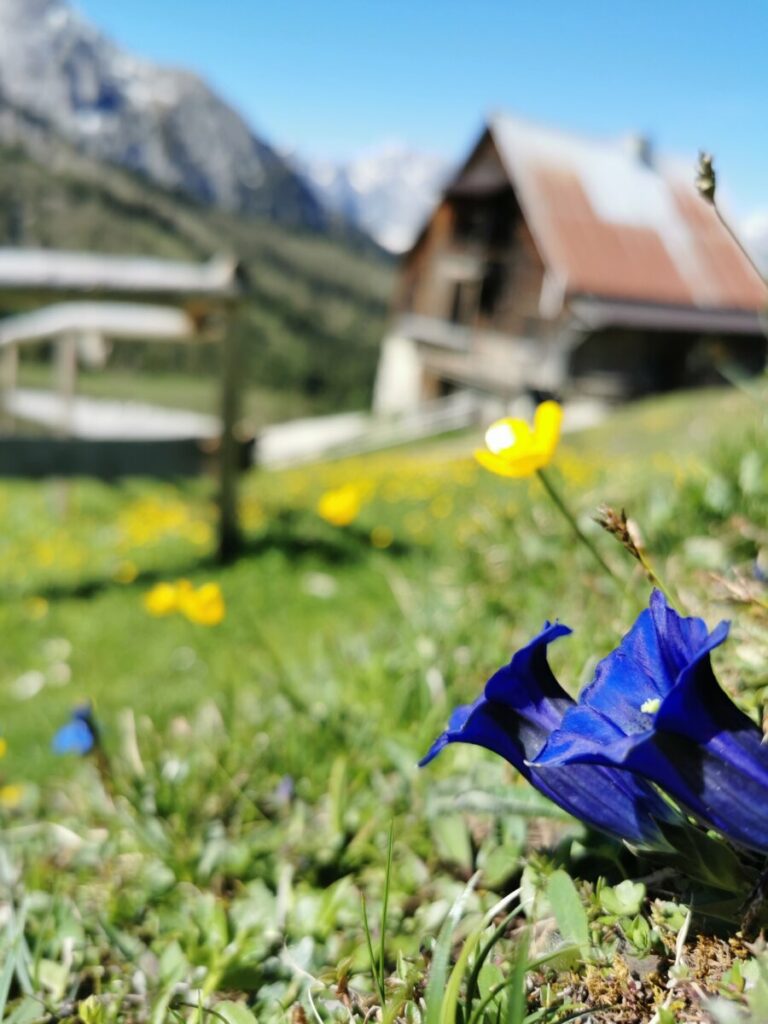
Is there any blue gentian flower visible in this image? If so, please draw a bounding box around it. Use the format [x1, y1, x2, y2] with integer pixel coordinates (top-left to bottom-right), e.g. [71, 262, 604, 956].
[53, 704, 98, 756]
[420, 621, 675, 848]
[534, 591, 768, 853]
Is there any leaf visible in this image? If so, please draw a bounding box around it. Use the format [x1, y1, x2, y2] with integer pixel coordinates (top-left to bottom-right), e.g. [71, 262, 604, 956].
[546, 870, 589, 952]
[599, 880, 645, 917]
[431, 815, 474, 872]
[78, 995, 106, 1024]
[37, 958, 69, 1001]
[4, 996, 45, 1024]
[212, 1001, 259, 1024]
[660, 822, 751, 895]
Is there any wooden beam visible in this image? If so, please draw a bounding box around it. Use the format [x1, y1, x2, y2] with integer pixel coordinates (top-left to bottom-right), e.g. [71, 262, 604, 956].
[217, 327, 242, 562]
[0, 303, 200, 348]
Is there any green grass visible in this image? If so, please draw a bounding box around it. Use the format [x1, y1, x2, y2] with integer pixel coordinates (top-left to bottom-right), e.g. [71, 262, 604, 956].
[0, 385, 766, 1022]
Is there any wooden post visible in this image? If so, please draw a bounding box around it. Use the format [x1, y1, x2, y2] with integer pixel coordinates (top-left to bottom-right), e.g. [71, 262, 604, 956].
[0, 344, 18, 431]
[217, 327, 242, 562]
[52, 332, 78, 517]
[55, 332, 78, 437]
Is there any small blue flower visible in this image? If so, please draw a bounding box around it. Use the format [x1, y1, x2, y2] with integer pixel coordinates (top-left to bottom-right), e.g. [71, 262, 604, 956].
[53, 704, 98, 756]
[534, 591, 768, 853]
[420, 621, 675, 847]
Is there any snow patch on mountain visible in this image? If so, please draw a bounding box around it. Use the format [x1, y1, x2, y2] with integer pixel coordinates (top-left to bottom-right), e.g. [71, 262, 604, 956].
[296, 142, 451, 252]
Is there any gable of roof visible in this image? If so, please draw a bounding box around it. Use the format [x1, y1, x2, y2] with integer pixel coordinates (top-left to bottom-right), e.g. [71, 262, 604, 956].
[485, 114, 765, 312]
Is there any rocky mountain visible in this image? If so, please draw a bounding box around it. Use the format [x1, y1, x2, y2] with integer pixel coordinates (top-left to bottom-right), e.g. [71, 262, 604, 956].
[0, 0, 326, 229]
[296, 143, 450, 252]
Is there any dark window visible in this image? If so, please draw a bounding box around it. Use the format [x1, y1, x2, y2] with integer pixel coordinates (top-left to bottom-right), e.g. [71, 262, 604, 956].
[453, 201, 493, 243]
[479, 262, 505, 316]
[449, 281, 477, 325]
[451, 189, 517, 246]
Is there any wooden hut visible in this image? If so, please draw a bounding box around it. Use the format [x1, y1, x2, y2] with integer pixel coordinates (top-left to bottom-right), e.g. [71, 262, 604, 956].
[374, 115, 767, 413]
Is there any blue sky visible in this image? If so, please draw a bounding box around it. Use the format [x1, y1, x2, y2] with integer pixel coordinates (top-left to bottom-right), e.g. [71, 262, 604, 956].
[75, 0, 767, 218]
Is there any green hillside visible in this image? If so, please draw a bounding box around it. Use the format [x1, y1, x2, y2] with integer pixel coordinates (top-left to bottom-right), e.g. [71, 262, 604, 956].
[0, 142, 394, 412]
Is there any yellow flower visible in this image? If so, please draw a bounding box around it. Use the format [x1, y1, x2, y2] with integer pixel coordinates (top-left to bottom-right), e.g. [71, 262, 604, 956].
[475, 401, 563, 478]
[0, 784, 23, 809]
[0, 738, 7, 759]
[179, 582, 225, 626]
[143, 582, 181, 617]
[317, 485, 362, 527]
[370, 525, 394, 549]
[184, 521, 214, 547]
[114, 560, 138, 584]
[25, 596, 49, 621]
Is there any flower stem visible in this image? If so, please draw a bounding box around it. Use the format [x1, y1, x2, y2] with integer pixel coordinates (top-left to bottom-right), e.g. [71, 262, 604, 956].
[634, 550, 677, 607]
[536, 468, 617, 579]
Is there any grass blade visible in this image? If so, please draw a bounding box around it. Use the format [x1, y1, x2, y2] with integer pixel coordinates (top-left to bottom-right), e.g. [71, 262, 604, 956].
[378, 819, 394, 1006]
[503, 929, 530, 1024]
[361, 892, 385, 1006]
[424, 872, 481, 1024]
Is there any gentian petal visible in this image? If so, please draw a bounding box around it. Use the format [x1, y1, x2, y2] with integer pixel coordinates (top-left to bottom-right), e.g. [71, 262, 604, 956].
[420, 621, 674, 847]
[534, 592, 768, 852]
[484, 621, 573, 728]
[53, 718, 95, 755]
[576, 590, 713, 736]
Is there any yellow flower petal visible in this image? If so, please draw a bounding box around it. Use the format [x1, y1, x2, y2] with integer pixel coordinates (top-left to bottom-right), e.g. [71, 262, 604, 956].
[532, 400, 563, 457]
[474, 448, 548, 478]
[143, 582, 179, 617]
[484, 418, 533, 455]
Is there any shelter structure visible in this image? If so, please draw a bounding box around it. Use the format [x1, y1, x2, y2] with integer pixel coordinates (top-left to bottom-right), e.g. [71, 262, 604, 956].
[374, 114, 767, 414]
[0, 248, 244, 560]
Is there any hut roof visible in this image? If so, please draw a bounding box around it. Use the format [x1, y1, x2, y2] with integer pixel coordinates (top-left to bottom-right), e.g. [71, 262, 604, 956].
[454, 114, 766, 313]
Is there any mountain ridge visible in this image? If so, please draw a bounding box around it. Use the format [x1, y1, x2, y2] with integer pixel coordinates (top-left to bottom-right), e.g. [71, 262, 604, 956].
[0, 0, 326, 230]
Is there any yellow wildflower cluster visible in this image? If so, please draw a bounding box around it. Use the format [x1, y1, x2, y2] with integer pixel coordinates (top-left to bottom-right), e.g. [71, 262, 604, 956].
[30, 532, 88, 571]
[119, 497, 213, 549]
[144, 580, 226, 626]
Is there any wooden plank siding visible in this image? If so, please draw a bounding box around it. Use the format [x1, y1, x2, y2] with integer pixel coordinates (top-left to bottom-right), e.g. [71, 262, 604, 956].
[395, 131, 549, 342]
